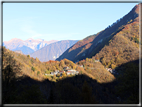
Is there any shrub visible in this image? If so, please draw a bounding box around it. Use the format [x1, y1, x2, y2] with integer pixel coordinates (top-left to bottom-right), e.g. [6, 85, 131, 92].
[31, 66, 35, 72]
[37, 71, 40, 75]
[111, 64, 116, 69]
[134, 37, 139, 44]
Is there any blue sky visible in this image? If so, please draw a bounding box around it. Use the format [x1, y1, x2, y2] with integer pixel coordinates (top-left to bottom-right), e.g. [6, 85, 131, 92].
[3, 3, 138, 42]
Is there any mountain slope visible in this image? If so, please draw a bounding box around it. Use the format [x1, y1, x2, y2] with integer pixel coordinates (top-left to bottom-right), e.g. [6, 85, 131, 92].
[2, 46, 139, 104]
[30, 40, 78, 62]
[13, 45, 34, 55]
[56, 4, 140, 63]
[91, 4, 140, 68]
[23, 38, 58, 51]
[3, 38, 24, 50]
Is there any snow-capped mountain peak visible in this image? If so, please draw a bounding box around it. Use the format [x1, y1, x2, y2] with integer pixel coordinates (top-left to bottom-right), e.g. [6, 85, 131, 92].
[3, 38, 58, 54]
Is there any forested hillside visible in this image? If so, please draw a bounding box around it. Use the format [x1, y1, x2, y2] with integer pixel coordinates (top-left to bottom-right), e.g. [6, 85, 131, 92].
[2, 45, 139, 104]
[2, 4, 140, 104]
[57, 4, 140, 64]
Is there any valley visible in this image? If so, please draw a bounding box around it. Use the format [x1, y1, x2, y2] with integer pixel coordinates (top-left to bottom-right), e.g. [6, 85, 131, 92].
[2, 4, 140, 104]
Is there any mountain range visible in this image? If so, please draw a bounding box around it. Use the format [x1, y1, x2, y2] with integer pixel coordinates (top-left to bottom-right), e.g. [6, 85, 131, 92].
[3, 38, 78, 62]
[3, 38, 58, 54]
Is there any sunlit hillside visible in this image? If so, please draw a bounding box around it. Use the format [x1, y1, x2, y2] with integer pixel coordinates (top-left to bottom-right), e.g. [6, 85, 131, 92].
[2, 4, 140, 104]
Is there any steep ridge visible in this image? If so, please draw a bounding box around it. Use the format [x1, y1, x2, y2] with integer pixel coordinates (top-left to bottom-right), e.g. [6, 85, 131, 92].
[56, 4, 140, 63]
[30, 40, 78, 62]
[91, 4, 140, 68]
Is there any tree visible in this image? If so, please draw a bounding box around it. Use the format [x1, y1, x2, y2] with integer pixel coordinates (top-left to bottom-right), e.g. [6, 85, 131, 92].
[101, 57, 106, 66]
[2, 48, 21, 103]
[27, 55, 30, 58]
[86, 58, 89, 62]
[2, 51, 21, 87]
[64, 59, 70, 65]
[60, 60, 65, 67]
[134, 37, 139, 44]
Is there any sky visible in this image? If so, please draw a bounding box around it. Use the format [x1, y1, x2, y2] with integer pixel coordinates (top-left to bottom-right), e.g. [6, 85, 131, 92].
[3, 2, 139, 42]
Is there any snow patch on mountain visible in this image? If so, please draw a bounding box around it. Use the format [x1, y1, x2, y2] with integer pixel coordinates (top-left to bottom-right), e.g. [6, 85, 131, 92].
[23, 42, 38, 51]
[37, 42, 48, 50]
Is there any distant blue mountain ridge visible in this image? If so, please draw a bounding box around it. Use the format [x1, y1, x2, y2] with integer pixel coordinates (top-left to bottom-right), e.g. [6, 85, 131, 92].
[3, 39, 79, 62]
[12, 45, 34, 55]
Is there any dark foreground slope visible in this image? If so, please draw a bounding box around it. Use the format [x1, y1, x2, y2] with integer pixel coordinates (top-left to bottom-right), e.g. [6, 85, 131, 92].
[2, 47, 139, 104]
[2, 58, 139, 104]
[57, 4, 139, 63]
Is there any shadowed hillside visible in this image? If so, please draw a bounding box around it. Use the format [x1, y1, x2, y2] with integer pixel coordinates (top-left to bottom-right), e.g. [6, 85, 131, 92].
[2, 47, 139, 104]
